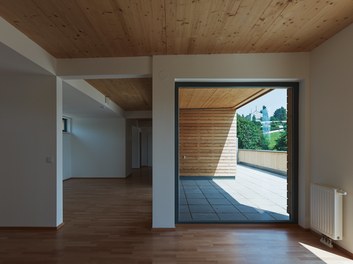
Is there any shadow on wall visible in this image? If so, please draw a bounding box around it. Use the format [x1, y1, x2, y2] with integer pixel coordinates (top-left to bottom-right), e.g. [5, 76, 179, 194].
[179, 109, 237, 177]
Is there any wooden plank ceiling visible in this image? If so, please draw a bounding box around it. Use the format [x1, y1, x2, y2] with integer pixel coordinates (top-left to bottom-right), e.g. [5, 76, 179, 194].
[87, 78, 152, 111]
[179, 88, 270, 109]
[0, 0, 353, 58]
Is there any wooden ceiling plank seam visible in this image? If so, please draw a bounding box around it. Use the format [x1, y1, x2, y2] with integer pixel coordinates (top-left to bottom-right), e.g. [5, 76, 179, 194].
[108, 0, 136, 56]
[132, 0, 156, 55]
[249, 0, 310, 52]
[33, 0, 106, 58]
[212, 0, 266, 53]
[265, 0, 309, 52]
[150, 0, 167, 54]
[190, 0, 222, 54]
[110, 0, 142, 56]
[284, 0, 353, 51]
[224, 0, 273, 53]
[254, 0, 337, 52]
[76, 0, 126, 57]
[181, 0, 196, 54]
[275, 0, 335, 50]
[240, 0, 292, 53]
[0, 0, 76, 58]
[163, 0, 168, 54]
[281, 0, 353, 51]
[205, 1, 243, 53]
[292, 1, 351, 50]
[51, 0, 113, 57]
[205, 0, 243, 54]
[75, 0, 124, 57]
[142, 0, 165, 55]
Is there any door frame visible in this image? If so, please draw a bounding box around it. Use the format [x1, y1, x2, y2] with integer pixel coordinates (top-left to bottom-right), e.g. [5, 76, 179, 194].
[174, 81, 299, 224]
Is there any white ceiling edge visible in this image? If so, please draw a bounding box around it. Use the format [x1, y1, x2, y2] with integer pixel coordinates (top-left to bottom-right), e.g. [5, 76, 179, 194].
[63, 80, 125, 118]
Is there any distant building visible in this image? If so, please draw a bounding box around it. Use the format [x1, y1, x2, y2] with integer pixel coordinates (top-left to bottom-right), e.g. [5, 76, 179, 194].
[260, 106, 270, 135]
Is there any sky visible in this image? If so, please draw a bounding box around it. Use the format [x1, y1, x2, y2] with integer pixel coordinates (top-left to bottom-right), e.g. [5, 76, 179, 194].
[237, 89, 287, 117]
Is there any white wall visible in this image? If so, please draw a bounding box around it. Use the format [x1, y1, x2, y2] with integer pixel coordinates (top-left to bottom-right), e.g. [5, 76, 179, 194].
[0, 74, 62, 227]
[70, 117, 126, 177]
[63, 133, 72, 180]
[311, 23, 353, 253]
[152, 53, 311, 228]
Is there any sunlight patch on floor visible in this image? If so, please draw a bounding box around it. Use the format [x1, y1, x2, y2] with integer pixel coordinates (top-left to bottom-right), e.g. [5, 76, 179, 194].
[299, 242, 352, 264]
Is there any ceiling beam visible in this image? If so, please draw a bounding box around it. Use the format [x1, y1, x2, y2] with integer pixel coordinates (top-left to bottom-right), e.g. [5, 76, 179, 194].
[0, 17, 56, 75]
[63, 79, 125, 118]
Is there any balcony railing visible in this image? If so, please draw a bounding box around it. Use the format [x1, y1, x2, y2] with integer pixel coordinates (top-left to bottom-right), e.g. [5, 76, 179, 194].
[238, 149, 287, 175]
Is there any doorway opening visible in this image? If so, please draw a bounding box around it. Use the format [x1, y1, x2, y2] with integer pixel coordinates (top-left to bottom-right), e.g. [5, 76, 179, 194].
[175, 82, 298, 224]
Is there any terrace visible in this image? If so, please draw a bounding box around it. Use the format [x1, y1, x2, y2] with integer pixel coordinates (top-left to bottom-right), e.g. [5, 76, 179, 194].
[178, 164, 289, 223]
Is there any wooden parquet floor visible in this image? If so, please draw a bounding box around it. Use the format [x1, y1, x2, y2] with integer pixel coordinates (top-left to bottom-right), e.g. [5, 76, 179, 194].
[0, 168, 351, 264]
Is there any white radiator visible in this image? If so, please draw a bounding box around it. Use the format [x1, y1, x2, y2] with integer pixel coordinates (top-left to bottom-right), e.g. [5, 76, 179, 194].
[310, 184, 347, 240]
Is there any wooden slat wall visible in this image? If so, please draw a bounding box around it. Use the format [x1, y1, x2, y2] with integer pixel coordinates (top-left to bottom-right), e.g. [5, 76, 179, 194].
[179, 109, 237, 177]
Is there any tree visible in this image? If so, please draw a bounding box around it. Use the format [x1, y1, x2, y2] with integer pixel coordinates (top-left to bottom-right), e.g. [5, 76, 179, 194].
[272, 107, 287, 121]
[237, 114, 268, 150]
[274, 131, 287, 151]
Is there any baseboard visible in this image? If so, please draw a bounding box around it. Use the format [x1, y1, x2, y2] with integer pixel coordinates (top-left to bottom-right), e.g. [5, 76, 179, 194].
[56, 222, 65, 230]
[151, 228, 176, 232]
[0, 226, 57, 231]
[334, 243, 353, 259]
[69, 176, 126, 180]
[0, 222, 64, 231]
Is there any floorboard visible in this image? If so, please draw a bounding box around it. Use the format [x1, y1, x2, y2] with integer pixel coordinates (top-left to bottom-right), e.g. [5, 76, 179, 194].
[0, 168, 351, 263]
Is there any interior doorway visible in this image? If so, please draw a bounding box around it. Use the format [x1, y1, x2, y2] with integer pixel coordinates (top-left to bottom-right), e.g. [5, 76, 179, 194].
[131, 119, 153, 170]
[175, 82, 298, 224]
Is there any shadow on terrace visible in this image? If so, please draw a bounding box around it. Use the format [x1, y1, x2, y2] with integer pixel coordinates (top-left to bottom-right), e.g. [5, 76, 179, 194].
[178, 164, 289, 223]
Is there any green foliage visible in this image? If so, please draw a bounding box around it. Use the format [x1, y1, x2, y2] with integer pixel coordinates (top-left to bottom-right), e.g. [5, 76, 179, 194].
[274, 131, 288, 151]
[272, 106, 287, 121]
[237, 106, 288, 151]
[260, 135, 270, 150]
[268, 131, 281, 149]
[270, 121, 280, 131]
[237, 114, 268, 150]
